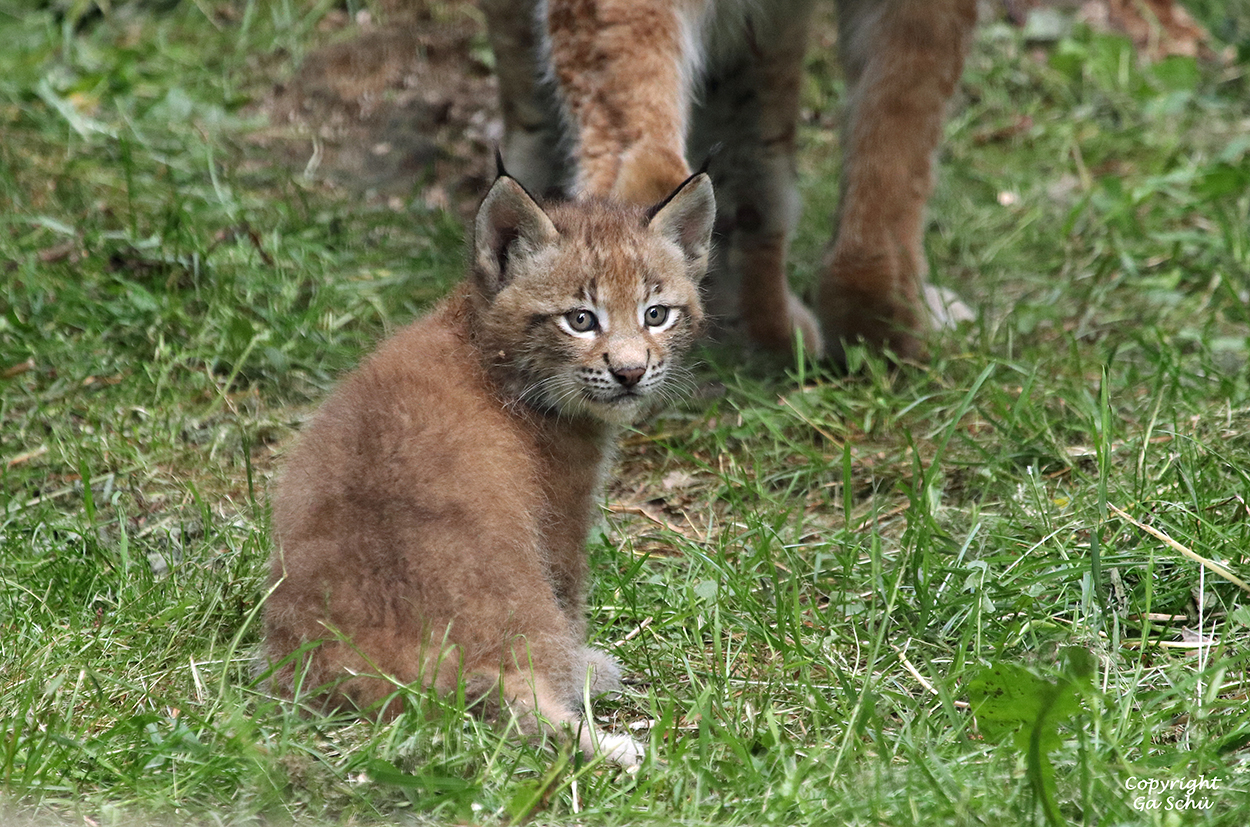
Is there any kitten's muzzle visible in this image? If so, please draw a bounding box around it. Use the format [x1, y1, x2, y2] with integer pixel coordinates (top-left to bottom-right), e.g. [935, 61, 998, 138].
[610, 365, 646, 388]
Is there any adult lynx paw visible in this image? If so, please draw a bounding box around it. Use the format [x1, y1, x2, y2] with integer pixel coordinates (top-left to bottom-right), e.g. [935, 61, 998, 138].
[922, 283, 974, 329]
[818, 278, 974, 365]
[783, 290, 824, 358]
[741, 288, 825, 358]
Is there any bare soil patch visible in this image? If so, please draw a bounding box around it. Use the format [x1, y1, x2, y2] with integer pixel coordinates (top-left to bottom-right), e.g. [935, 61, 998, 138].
[249, 1, 499, 218]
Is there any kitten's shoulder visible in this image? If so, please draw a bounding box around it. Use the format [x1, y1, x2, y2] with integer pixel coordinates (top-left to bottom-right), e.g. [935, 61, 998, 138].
[367, 287, 474, 372]
[304, 287, 486, 440]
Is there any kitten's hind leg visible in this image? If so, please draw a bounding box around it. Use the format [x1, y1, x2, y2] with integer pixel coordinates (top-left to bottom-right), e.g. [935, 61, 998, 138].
[577, 645, 624, 696]
[498, 668, 645, 767]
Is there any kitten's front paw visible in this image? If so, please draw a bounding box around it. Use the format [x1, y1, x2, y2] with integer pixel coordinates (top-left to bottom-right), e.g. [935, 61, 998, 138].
[589, 729, 647, 768]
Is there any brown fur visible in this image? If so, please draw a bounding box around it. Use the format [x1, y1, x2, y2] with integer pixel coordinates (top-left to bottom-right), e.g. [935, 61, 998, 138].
[483, 0, 978, 361]
[263, 172, 716, 765]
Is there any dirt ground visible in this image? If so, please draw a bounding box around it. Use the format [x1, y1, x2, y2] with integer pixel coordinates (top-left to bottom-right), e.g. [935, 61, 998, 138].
[250, 1, 499, 219]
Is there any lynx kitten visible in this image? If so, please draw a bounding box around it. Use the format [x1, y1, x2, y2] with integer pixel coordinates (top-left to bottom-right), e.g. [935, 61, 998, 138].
[263, 170, 715, 765]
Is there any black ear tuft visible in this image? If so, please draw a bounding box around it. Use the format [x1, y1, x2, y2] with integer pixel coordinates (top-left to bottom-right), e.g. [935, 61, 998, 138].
[645, 172, 716, 280]
[494, 146, 508, 180]
[472, 175, 560, 297]
[643, 160, 717, 226]
[695, 144, 720, 177]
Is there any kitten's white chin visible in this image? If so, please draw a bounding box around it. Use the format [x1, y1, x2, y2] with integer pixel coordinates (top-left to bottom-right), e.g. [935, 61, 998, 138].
[540, 382, 651, 425]
[584, 395, 650, 426]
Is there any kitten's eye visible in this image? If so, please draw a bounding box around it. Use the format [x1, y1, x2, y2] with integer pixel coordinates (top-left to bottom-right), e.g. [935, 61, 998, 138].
[644, 305, 670, 327]
[564, 309, 599, 333]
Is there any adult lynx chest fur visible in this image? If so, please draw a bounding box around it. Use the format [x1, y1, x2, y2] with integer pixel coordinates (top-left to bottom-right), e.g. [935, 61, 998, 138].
[263, 171, 714, 765]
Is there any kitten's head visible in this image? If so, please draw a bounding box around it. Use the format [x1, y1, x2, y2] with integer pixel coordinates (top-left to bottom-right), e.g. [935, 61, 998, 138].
[469, 171, 715, 426]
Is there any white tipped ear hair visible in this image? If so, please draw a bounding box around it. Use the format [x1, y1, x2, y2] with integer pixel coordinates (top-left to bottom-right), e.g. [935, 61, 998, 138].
[473, 174, 560, 296]
[645, 172, 717, 279]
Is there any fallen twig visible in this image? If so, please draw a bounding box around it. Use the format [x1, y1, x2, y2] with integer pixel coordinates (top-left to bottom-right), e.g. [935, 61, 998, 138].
[6, 445, 48, 467]
[1109, 503, 1250, 595]
[892, 642, 970, 709]
[607, 501, 705, 544]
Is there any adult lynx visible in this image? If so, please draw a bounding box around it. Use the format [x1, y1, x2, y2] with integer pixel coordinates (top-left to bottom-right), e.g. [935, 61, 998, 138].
[480, 0, 977, 361]
[263, 170, 716, 765]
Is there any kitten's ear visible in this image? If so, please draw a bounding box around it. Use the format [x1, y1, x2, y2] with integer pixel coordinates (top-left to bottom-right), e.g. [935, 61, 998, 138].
[645, 172, 716, 280]
[473, 174, 559, 296]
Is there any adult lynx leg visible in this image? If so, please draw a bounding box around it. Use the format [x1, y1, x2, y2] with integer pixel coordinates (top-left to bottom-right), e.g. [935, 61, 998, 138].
[546, 0, 693, 204]
[689, 6, 822, 355]
[818, 0, 977, 362]
[481, 0, 567, 195]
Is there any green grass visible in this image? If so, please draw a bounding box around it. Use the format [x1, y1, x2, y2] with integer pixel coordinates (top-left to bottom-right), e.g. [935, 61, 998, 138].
[3, 2, 1250, 825]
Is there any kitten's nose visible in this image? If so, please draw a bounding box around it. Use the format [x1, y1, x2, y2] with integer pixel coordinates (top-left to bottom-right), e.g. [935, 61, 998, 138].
[611, 365, 646, 388]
